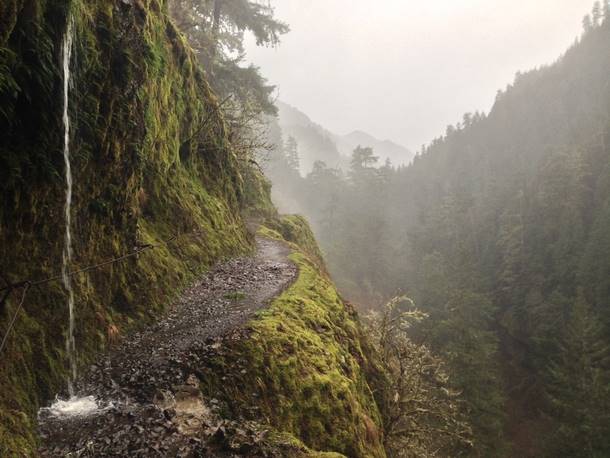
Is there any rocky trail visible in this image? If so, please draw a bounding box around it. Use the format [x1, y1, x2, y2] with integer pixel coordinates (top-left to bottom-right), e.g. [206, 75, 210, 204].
[38, 236, 297, 457]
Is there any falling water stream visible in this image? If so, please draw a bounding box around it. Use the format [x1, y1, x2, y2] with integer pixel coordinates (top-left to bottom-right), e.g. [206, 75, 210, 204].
[41, 18, 99, 418]
[61, 16, 76, 398]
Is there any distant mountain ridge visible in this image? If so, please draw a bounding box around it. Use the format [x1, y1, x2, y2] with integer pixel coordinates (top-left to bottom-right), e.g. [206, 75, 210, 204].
[277, 102, 413, 173]
[276, 102, 345, 173]
[335, 130, 414, 167]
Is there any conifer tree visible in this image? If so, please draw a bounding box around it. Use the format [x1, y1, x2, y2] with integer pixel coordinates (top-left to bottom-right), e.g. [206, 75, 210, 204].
[169, 0, 289, 114]
[350, 146, 379, 172]
[284, 136, 300, 174]
[543, 293, 610, 456]
[592, 1, 602, 26]
[428, 289, 508, 456]
[583, 14, 593, 33]
[260, 4, 610, 453]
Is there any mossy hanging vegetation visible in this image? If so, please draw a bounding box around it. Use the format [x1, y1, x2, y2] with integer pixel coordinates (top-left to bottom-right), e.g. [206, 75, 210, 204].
[199, 216, 386, 458]
[262, 214, 326, 268]
[0, 0, 271, 454]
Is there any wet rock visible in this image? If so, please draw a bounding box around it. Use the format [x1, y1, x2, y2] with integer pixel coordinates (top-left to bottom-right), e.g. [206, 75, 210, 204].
[38, 237, 297, 457]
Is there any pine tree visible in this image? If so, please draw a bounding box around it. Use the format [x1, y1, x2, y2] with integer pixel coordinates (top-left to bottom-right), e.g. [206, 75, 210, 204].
[592, 1, 602, 26]
[169, 0, 289, 114]
[583, 14, 593, 33]
[350, 146, 379, 171]
[430, 289, 508, 456]
[284, 136, 300, 174]
[543, 293, 610, 457]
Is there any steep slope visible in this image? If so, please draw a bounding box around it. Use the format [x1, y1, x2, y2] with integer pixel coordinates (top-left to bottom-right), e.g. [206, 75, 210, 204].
[282, 14, 610, 457]
[0, 0, 266, 453]
[200, 216, 385, 457]
[37, 218, 385, 457]
[258, 11, 610, 457]
[0, 3, 388, 457]
[392, 19, 610, 455]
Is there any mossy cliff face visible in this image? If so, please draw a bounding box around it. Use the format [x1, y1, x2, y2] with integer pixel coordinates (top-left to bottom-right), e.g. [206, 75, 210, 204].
[0, 0, 265, 453]
[0, 2, 385, 456]
[200, 216, 387, 458]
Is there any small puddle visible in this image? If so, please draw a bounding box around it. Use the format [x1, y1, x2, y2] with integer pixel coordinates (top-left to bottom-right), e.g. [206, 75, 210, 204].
[154, 375, 211, 436]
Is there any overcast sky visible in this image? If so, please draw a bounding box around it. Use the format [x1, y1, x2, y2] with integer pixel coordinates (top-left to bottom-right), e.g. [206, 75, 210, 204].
[245, 0, 593, 150]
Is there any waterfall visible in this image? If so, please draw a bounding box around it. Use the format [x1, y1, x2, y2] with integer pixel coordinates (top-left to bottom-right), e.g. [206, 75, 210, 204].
[38, 16, 107, 420]
[40, 17, 100, 418]
[60, 18, 77, 398]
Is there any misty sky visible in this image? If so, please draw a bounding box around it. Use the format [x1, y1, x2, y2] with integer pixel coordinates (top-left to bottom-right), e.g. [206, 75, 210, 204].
[245, 0, 593, 151]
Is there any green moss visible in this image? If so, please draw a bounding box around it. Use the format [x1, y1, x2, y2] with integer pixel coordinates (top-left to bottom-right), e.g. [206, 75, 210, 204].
[241, 165, 277, 218]
[0, 2, 381, 456]
[207, 423, 347, 457]
[200, 216, 386, 458]
[0, 0, 268, 454]
[264, 214, 326, 268]
[262, 430, 348, 457]
[224, 291, 247, 301]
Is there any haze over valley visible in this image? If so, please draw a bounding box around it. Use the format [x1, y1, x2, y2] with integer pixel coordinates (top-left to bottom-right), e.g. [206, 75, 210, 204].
[2, 1, 610, 457]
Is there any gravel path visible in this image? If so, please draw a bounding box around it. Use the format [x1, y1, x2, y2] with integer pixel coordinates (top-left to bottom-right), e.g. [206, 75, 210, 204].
[38, 236, 297, 457]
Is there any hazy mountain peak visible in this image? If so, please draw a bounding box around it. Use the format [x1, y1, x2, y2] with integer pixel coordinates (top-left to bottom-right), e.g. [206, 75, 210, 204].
[277, 102, 414, 169]
[338, 130, 414, 166]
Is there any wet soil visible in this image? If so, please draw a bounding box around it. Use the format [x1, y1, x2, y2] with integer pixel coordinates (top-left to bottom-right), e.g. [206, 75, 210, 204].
[38, 236, 297, 457]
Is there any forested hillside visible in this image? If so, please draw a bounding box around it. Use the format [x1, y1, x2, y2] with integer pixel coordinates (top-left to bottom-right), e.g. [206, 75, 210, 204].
[265, 5, 610, 456]
[3, 0, 610, 456]
[0, 0, 477, 456]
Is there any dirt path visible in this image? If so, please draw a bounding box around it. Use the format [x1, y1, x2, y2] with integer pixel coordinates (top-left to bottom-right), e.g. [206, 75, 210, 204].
[38, 236, 297, 457]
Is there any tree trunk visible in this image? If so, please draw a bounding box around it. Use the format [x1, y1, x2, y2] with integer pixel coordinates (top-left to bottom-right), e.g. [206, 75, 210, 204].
[210, 0, 222, 64]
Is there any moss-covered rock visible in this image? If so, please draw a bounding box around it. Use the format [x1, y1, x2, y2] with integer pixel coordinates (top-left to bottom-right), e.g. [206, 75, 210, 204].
[262, 214, 326, 268]
[0, 0, 272, 454]
[200, 216, 386, 458]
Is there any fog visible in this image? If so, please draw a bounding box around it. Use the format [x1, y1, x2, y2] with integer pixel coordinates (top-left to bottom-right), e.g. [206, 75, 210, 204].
[258, 6, 610, 450]
[4, 0, 610, 455]
[246, 0, 592, 150]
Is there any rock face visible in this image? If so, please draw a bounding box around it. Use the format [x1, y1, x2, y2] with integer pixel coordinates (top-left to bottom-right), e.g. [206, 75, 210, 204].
[0, 0, 266, 453]
[0, 2, 386, 457]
